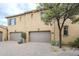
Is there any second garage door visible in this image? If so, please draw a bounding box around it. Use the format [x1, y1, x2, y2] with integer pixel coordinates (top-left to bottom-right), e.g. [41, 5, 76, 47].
[30, 31, 51, 43]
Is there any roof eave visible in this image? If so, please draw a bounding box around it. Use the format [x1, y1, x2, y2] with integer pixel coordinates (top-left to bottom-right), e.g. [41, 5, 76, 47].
[5, 8, 46, 18]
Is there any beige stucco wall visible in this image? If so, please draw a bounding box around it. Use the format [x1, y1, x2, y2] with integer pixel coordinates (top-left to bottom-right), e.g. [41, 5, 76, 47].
[7, 12, 54, 42]
[7, 11, 79, 44]
[54, 19, 79, 44]
[0, 27, 8, 41]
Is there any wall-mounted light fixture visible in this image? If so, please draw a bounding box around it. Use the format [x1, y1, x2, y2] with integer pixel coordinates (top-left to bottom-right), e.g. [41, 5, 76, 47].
[15, 30, 16, 32]
[31, 14, 33, 18]
[38, 28, 40, 31]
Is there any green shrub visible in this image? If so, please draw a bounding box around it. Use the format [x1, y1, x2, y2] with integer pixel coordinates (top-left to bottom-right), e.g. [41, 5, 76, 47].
[21, 32, 26, 39]
[21, 32, 26, 43]
[51, 40, 59, 46]
[71, 37, 79, 48]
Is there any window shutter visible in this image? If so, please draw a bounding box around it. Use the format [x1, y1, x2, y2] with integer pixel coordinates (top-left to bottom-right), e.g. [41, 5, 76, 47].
[14, 18, 16, 25]
[8, 19, 11, 25]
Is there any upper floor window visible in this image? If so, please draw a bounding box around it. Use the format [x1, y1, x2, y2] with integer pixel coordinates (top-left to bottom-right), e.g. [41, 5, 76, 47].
[8, 18, 16, 25]
[63, 25, 68, 36]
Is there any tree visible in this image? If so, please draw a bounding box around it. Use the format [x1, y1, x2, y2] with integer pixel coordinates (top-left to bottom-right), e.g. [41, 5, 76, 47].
[38, 3, 79, 48]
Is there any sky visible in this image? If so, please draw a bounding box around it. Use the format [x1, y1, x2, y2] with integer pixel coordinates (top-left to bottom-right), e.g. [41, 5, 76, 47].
[0, 3, 37, 26]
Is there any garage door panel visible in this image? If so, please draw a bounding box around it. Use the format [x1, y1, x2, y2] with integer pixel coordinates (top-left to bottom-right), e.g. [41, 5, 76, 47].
[0, 32, 2, 41]
[30, 32, 51, 43]
[10, 32, 22, 41]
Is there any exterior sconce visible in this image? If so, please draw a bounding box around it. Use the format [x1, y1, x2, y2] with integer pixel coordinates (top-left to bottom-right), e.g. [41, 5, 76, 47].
[15, 30, 16, 32]
[38, 28, 40, 31]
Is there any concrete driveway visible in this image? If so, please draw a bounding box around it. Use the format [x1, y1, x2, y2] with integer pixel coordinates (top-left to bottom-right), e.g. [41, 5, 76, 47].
[0, 41, 54, 56]
[0, 41, 79, 56]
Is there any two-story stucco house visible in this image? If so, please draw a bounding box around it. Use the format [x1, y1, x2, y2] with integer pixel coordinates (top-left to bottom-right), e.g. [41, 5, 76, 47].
[6, 9, 79, 44]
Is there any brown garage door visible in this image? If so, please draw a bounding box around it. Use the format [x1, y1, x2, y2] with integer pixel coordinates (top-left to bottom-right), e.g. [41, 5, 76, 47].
[10, 32, 22, 41]
[0, 32, 2, 41]
[30, 31, 51, 43]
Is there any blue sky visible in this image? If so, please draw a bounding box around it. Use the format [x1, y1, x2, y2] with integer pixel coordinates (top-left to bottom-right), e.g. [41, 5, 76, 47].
[0, 3, 37, 26]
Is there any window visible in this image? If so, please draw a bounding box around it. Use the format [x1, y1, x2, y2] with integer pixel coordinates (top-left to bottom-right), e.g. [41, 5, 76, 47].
[63, 26, 68, 36]
[8, 18, 16, 25]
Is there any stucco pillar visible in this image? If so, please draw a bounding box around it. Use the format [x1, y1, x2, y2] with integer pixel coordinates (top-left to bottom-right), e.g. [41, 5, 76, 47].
[26, 32, 29, 43]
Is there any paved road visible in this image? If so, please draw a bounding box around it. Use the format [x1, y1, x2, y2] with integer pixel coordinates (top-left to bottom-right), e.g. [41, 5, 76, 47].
[0, 41, 79, 56]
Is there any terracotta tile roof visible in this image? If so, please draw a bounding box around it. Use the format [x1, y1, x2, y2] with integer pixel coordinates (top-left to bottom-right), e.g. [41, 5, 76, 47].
[0, 25, 7, 29]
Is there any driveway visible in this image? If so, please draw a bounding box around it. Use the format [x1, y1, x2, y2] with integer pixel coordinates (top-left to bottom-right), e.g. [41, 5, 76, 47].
[0, 41, 54, 56]
[0, 41, 79, 56]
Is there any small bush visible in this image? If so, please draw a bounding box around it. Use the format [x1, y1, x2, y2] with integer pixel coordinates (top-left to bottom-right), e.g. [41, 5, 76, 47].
[71, 37, 79, 48]
[51, 40, 59, 46]
[21, 32, 26, 43]
[21, 32, 26, 39]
